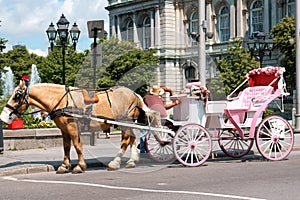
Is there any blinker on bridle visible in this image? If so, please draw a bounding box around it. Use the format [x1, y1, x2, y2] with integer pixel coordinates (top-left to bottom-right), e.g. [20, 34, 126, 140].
[5, 87, 29, 117]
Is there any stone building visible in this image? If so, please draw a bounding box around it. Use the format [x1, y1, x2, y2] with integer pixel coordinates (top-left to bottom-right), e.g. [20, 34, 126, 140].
[105, 0, 295, 93]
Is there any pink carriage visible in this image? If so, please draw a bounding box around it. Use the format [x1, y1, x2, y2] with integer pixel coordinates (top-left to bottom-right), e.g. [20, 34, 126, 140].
[145, 66, 294, 167]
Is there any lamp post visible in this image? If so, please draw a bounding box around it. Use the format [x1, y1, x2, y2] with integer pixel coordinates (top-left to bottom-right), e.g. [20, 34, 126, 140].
[46, 14, 80, 85]
[294, 0, 300, 133]
[188, 1, 214, 85]
[246, 31, 274, 67]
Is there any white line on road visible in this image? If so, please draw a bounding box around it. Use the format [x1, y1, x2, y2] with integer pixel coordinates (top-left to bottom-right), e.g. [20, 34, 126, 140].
[3, 176, 266, 200]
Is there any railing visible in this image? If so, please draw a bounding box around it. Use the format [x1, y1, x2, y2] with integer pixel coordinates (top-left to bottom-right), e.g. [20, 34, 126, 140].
[108, 0, 134, 6]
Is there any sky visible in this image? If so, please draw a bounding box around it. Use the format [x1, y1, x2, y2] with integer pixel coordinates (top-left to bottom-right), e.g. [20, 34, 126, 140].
[0, 0, 109, 56]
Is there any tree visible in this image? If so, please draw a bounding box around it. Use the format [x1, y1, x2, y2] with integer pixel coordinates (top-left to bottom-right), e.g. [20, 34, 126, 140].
[98, 45, 159, 96]
[74, 37, 137, 89]
[38, 45, 87, 86]
[1, 46, 44, 86]
[208, 39, 259, 100]
[271, 17, 295, 90]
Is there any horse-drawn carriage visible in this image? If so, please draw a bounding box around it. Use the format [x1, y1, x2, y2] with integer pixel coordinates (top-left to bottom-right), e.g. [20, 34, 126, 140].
[144, 66, 294, 167]
[0, 66, 294, 173]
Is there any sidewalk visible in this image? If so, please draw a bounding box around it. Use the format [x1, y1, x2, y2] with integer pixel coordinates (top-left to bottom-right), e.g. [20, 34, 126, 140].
[0, 133, 299, 176]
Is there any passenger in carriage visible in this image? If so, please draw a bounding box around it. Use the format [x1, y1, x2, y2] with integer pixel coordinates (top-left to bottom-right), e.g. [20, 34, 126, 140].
[139, 85, 180, 153]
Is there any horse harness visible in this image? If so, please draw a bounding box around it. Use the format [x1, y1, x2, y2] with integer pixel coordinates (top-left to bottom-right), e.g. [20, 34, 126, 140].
[46, 86, 142, 128]
[5, 86, 29, 117]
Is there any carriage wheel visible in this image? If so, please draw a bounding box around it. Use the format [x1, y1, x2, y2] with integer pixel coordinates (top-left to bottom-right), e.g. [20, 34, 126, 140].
[218, 129, 254, 158]
[173, 123, 212, 167]
[255, 115, 294, 161]
[145, 128, 175, 163]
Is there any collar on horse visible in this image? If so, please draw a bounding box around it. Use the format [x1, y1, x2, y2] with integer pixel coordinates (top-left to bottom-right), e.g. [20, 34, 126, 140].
[48, 86, 81, 119]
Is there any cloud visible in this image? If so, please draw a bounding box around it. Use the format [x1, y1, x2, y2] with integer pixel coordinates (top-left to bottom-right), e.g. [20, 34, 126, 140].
[0, 0, 109, 54]
[28, 49, 48, 57]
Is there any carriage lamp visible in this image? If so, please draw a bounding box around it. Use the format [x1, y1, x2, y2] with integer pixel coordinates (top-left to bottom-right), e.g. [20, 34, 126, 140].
[46, 14, 80, 85]
[246, 31, 274, 67]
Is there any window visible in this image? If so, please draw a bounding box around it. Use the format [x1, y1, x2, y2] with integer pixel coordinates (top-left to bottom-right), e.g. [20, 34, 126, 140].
[219, 6, 230, 42]
[185, 66, 196, 81]
[250, 0, 263, 33]
[287, 0, 295, 17]
[142, 17, 151, 49]
[190, 11, 198, 46]
[126, 19, 134, 42]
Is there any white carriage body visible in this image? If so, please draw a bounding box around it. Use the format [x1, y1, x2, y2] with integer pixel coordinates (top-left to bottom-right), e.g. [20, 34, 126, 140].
[170, 94, 206, 126]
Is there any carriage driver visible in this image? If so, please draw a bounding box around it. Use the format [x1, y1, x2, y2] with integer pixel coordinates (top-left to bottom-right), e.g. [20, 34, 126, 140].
[139, 85, 180, 153]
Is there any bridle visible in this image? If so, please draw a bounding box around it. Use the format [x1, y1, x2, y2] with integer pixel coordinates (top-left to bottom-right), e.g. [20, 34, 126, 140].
[5, 86, 29, 117]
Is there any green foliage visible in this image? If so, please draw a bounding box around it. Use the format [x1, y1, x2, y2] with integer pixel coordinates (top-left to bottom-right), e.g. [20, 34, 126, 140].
[208, 39, 259, 99]
[38, 46, 86, 86]
[87, 37, 160, 96]
[98, 48, 159, 96]
[263, 109, 274, 118]
[271, 17, 295, 90]
[0, 46, 44, 87]
[73, 37, 137, 89]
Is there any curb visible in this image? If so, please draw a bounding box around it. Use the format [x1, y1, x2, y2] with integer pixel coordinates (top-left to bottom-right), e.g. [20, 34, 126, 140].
[0, 164, 55, 176]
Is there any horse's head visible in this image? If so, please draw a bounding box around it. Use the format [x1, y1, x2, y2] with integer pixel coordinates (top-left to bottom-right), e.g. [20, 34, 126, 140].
[0, 80, 29, 124]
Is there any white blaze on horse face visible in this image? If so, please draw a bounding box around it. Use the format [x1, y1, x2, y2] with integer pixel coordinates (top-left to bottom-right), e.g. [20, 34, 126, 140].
[0, 107, 16, 124]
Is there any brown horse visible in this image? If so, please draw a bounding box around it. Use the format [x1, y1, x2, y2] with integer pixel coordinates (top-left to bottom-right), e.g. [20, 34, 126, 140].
[0, 80, 156, 173]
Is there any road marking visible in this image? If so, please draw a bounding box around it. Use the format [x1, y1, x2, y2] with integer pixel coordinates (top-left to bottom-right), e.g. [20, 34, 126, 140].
[3, 176, 265, 200]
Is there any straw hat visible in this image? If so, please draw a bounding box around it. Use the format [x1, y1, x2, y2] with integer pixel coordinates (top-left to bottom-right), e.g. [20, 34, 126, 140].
[150, 85, 164, 95]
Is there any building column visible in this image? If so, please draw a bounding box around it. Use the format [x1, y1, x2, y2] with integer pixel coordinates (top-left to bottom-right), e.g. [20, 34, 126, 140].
[264, 0, 270, 32]
[175, 2, 181, 47]
[236, 0, 243, 38]
[206, 1, 212, 33]
[116, 15, 121, 40]
[271, 0, 277, 28]
[150, 9, 155, 47]
[230, 4, 236, 39]
[133, 12, 138, 44]
[111, 15, 116, 37]
[154, 5, 160, 47]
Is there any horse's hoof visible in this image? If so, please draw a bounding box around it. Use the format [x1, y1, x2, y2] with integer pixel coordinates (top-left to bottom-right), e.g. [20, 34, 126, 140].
[108, 161, 120, 170]
[56, 165, 69, 174]
[125, 161, 136, 168]
[79, 162, 87, 171]
[72, 165, 84, 174]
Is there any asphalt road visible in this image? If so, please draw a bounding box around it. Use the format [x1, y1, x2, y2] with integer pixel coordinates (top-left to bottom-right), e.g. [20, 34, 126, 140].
[0, 150, 299, 200]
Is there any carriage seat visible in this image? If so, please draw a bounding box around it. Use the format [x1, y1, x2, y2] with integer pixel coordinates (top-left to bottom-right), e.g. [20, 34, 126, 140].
[225, 86, 273, 124]
[226, 86, 273, 110]
[82, 90, 99, 104]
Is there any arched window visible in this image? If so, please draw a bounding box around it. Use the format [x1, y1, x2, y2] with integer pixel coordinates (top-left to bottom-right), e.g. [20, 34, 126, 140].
[184, 60, 197, 82]
[219, 6, 230, 42]
[185, 66, 196, 81]
[126, 19, 134, 42]
[250, 0, 263, 33]
[190, 11, 198, 46]
[287, 0, 295, 17]
[142, 16, 151, 49]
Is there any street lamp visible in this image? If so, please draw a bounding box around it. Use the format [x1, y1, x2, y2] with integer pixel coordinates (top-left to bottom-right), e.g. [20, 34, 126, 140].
[46, 14, 80, 85]
[189, 27, 213, 84]
[246, 31, 274, 67]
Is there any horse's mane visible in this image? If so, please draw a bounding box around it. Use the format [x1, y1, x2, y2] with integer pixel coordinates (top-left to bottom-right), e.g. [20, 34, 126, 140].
[30, 83, 80, 91]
